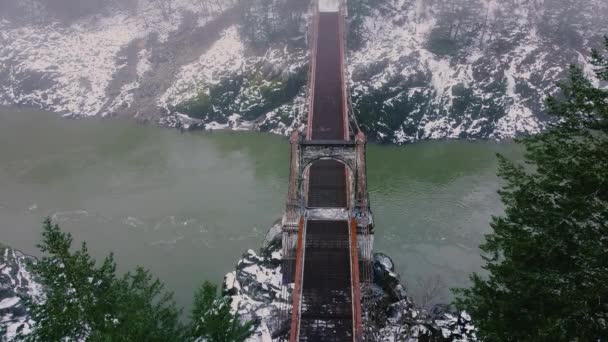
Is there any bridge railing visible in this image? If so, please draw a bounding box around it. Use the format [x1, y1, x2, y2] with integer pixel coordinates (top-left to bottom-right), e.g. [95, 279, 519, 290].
[289, 217, 307, 342]
[305, 1, 319, 140]
[349, 218, 364, 341]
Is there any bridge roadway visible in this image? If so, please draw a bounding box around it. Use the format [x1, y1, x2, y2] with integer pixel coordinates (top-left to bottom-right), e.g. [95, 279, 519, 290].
[291, 10, 359, 341]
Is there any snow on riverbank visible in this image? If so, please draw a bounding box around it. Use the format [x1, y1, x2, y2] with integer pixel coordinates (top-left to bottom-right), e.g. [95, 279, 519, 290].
[1, 0, 607, 143]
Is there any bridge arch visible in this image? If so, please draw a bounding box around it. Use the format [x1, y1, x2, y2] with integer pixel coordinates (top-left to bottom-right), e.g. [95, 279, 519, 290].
[300, 157, 355, 209]
[301, 155, 355, 174]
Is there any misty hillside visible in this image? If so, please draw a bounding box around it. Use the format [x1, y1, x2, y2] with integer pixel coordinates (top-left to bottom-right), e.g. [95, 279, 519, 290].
[1, 0, 607, 143]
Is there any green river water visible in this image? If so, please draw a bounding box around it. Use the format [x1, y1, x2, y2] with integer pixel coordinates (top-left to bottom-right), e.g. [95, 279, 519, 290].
[0, 108, 522, 310]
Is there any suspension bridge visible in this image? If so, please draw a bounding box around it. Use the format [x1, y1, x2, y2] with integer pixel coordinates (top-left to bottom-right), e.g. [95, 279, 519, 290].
[279, 1, 374, 341]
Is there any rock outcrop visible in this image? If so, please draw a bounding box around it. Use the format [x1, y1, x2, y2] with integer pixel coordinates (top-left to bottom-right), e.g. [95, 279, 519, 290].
[0, 246, 41, 341]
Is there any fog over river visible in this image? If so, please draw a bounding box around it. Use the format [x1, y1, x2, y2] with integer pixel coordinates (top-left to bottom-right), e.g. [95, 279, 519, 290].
[0, 108, 521, 310]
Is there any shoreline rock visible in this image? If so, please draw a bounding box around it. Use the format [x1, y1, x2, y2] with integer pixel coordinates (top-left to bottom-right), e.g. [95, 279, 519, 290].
[0, 246, 41, 340]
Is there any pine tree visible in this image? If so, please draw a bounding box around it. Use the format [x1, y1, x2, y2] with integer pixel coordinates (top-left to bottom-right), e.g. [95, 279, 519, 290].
[454, 39, 608, 340]
[346, 0, 369, 49]
[239, 0, 273, 49]
[19, 219, 254, 341]
[23, 219, 185, 341]
[190, 282, 254, 342]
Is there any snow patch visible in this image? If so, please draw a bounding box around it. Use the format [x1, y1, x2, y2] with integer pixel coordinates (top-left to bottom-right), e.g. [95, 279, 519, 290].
[0, 297, 19, 310]
[319, 0, 341, 12]
[160, 26, 245, 108]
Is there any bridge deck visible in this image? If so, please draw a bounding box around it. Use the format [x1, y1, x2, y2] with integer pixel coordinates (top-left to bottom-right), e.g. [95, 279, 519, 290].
[306, 11, 348, 212]
[308, 159, 347, 208]
[309, 12, 346, 141]
[300, 221, 353, 341]
[294, 9, 359, 342]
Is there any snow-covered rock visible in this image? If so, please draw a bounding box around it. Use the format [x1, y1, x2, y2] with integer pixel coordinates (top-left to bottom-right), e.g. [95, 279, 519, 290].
[223, 225, 478, 341]
[366, 253, 477, 341]
[0, 246, 41, 341]
[223, 221, 290, 341]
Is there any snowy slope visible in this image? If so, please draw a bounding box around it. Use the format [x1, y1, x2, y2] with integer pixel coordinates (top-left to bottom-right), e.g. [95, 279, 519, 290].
[0, 0, 235, 117]
[347, 0, 608, 143]
[1, 0, 607, 143]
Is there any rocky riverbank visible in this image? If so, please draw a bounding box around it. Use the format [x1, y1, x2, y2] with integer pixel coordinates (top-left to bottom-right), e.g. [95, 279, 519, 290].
[1, 221, 477, 342]
[223, 223, 477, 341]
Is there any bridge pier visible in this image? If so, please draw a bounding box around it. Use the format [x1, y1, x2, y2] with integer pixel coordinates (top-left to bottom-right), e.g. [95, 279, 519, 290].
[280, 131, 374, 341]
[281, 132, 373, 222]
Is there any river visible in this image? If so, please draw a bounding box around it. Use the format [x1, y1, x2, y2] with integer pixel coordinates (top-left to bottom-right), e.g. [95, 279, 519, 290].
[0, 108, 521, 311]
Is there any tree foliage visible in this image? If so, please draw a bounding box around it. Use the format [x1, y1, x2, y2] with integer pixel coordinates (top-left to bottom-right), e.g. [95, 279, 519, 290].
[190, 282, 254, 342]
[454, 38, 608, 340]
[20, 219, 253, 341]
[173, 66, 306, 123]
[346, 0, 371, 50]
[23, 219, 184, 341]
[239, 0, 306, 49]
